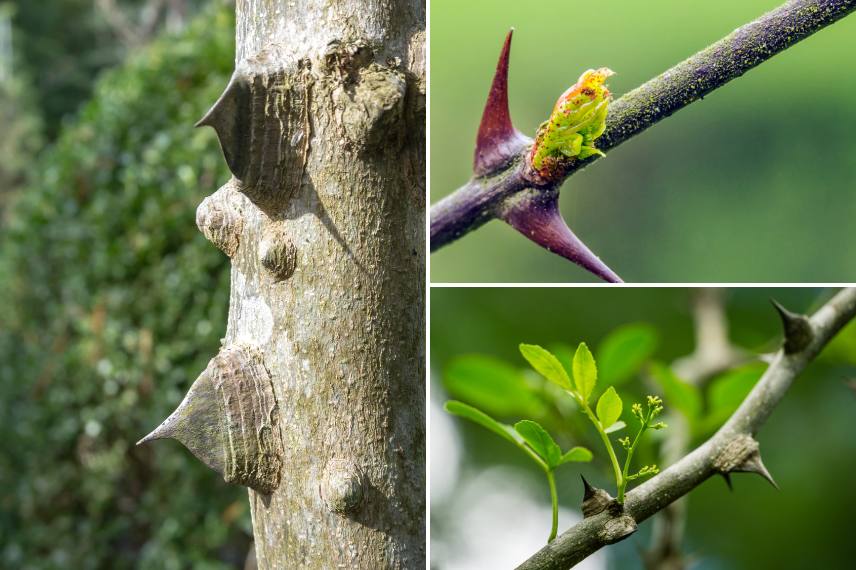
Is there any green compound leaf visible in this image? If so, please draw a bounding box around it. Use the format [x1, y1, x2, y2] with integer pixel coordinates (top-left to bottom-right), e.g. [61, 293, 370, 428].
[650, 363, 702, 421]
[559, 447, 593, 465]
[444, 400, 522, 447]
[572, 342, 598, 402]
[597, 324, 658, 386]
[514, 420, 563, 468]
[596, 386, 623, 429]
[520, 344, 573, 391]
[443, 354, 545, 418]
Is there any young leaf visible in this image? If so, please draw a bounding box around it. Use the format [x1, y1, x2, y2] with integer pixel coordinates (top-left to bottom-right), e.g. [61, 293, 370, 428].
[572, 342, 597, 401]
[604, 420, 626, 434]
[444, 355, 545, 418]
[559, 447, 593, 465]
[514, 420, 562, 468]
[597, 323, 658, 386]
[596, 386, 623, 429]
[444, 401, 521, 446]
[519, 344, 572, 391]
[650, 363, 702, 420]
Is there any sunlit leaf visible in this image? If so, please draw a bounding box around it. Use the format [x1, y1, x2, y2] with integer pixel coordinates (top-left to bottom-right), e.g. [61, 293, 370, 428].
[519, 343, 572, 391]
[514, 419, 562, 468]
[572, 342, 597, 401]
[650, 363, 702, 420]
[444, 400, 522, 446]
[596, 386, 623, 429]
[559, 447, 593, 464]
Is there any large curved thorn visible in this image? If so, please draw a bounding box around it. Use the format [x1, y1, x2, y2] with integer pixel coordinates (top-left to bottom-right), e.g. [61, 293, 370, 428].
[473, 29, 532, 177]
[499, 190, 623, 283]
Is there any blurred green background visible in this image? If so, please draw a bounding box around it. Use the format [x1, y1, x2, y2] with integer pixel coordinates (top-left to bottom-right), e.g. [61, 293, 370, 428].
[0, 1, 254, 568]
[430, 287, 856, 569]
[430, 0, 856, 282]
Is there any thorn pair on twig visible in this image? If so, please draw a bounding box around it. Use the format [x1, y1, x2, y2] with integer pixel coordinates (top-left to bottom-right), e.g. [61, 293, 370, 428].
[473, 31, 623, 283]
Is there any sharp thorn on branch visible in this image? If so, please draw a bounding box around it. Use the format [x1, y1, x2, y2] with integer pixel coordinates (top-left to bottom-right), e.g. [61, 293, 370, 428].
[770, 299, 813, 354]
[580, 474, 615, 518]
[473, 29, 532, 177]
[499, 190, 623, 283]
[581, 474, 596, 502]
[734, 450, 779, 490]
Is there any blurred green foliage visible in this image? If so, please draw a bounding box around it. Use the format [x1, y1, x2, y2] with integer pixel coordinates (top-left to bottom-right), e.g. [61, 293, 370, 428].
[430, 0, 856, 282]
[0, 4, 251, 568]
[8, 0, 208, 137]
[0, 73, 42, 212]
[432, 288, 856, 568]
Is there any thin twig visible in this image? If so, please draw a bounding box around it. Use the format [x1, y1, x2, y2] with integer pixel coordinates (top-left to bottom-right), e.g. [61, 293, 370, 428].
[516, 288, 856, 570]
[430, 0, 856, 253]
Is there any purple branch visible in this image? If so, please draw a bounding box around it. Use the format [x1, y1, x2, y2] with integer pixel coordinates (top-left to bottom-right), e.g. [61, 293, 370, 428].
[431, 0, 856, 280]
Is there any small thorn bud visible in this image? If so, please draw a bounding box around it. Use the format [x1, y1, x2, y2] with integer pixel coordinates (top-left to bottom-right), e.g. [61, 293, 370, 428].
[770, 299, 813, 354]
[580, 475, 614, 518]
[321, 459, 366, 515]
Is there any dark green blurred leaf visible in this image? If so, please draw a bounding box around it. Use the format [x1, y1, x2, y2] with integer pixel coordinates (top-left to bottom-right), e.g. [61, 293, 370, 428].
[698, 364, 765, 434]
[650, 362, 702, 421]
[596, 323, 658, 386]
[443, 354, 544, 418]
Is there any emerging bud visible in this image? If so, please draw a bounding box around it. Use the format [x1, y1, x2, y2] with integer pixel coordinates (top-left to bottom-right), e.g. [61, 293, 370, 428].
[529, 68, 614, 178]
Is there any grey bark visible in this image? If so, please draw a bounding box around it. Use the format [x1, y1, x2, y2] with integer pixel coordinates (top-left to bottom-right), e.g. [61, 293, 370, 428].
[230, 2, 425, 567]
[517, 288, 856, 570]
[150, 0, 427, 567]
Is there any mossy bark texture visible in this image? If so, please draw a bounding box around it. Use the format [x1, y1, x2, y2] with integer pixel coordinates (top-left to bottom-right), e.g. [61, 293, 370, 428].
[208, 1, 425, 567]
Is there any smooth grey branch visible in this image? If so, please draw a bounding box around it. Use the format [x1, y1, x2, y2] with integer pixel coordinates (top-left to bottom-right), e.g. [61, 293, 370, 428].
[517, 287, 856, 570]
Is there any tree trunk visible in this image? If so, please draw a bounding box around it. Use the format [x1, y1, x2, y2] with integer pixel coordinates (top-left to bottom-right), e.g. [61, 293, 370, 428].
[144, 0, 426, 567]
[230, 1, 425, 567]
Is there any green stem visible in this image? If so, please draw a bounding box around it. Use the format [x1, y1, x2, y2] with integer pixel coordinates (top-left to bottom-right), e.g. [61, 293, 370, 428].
[618, 421, 647, 503]
[546, 470, 558, 542]
[582, 404, 623, 499]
